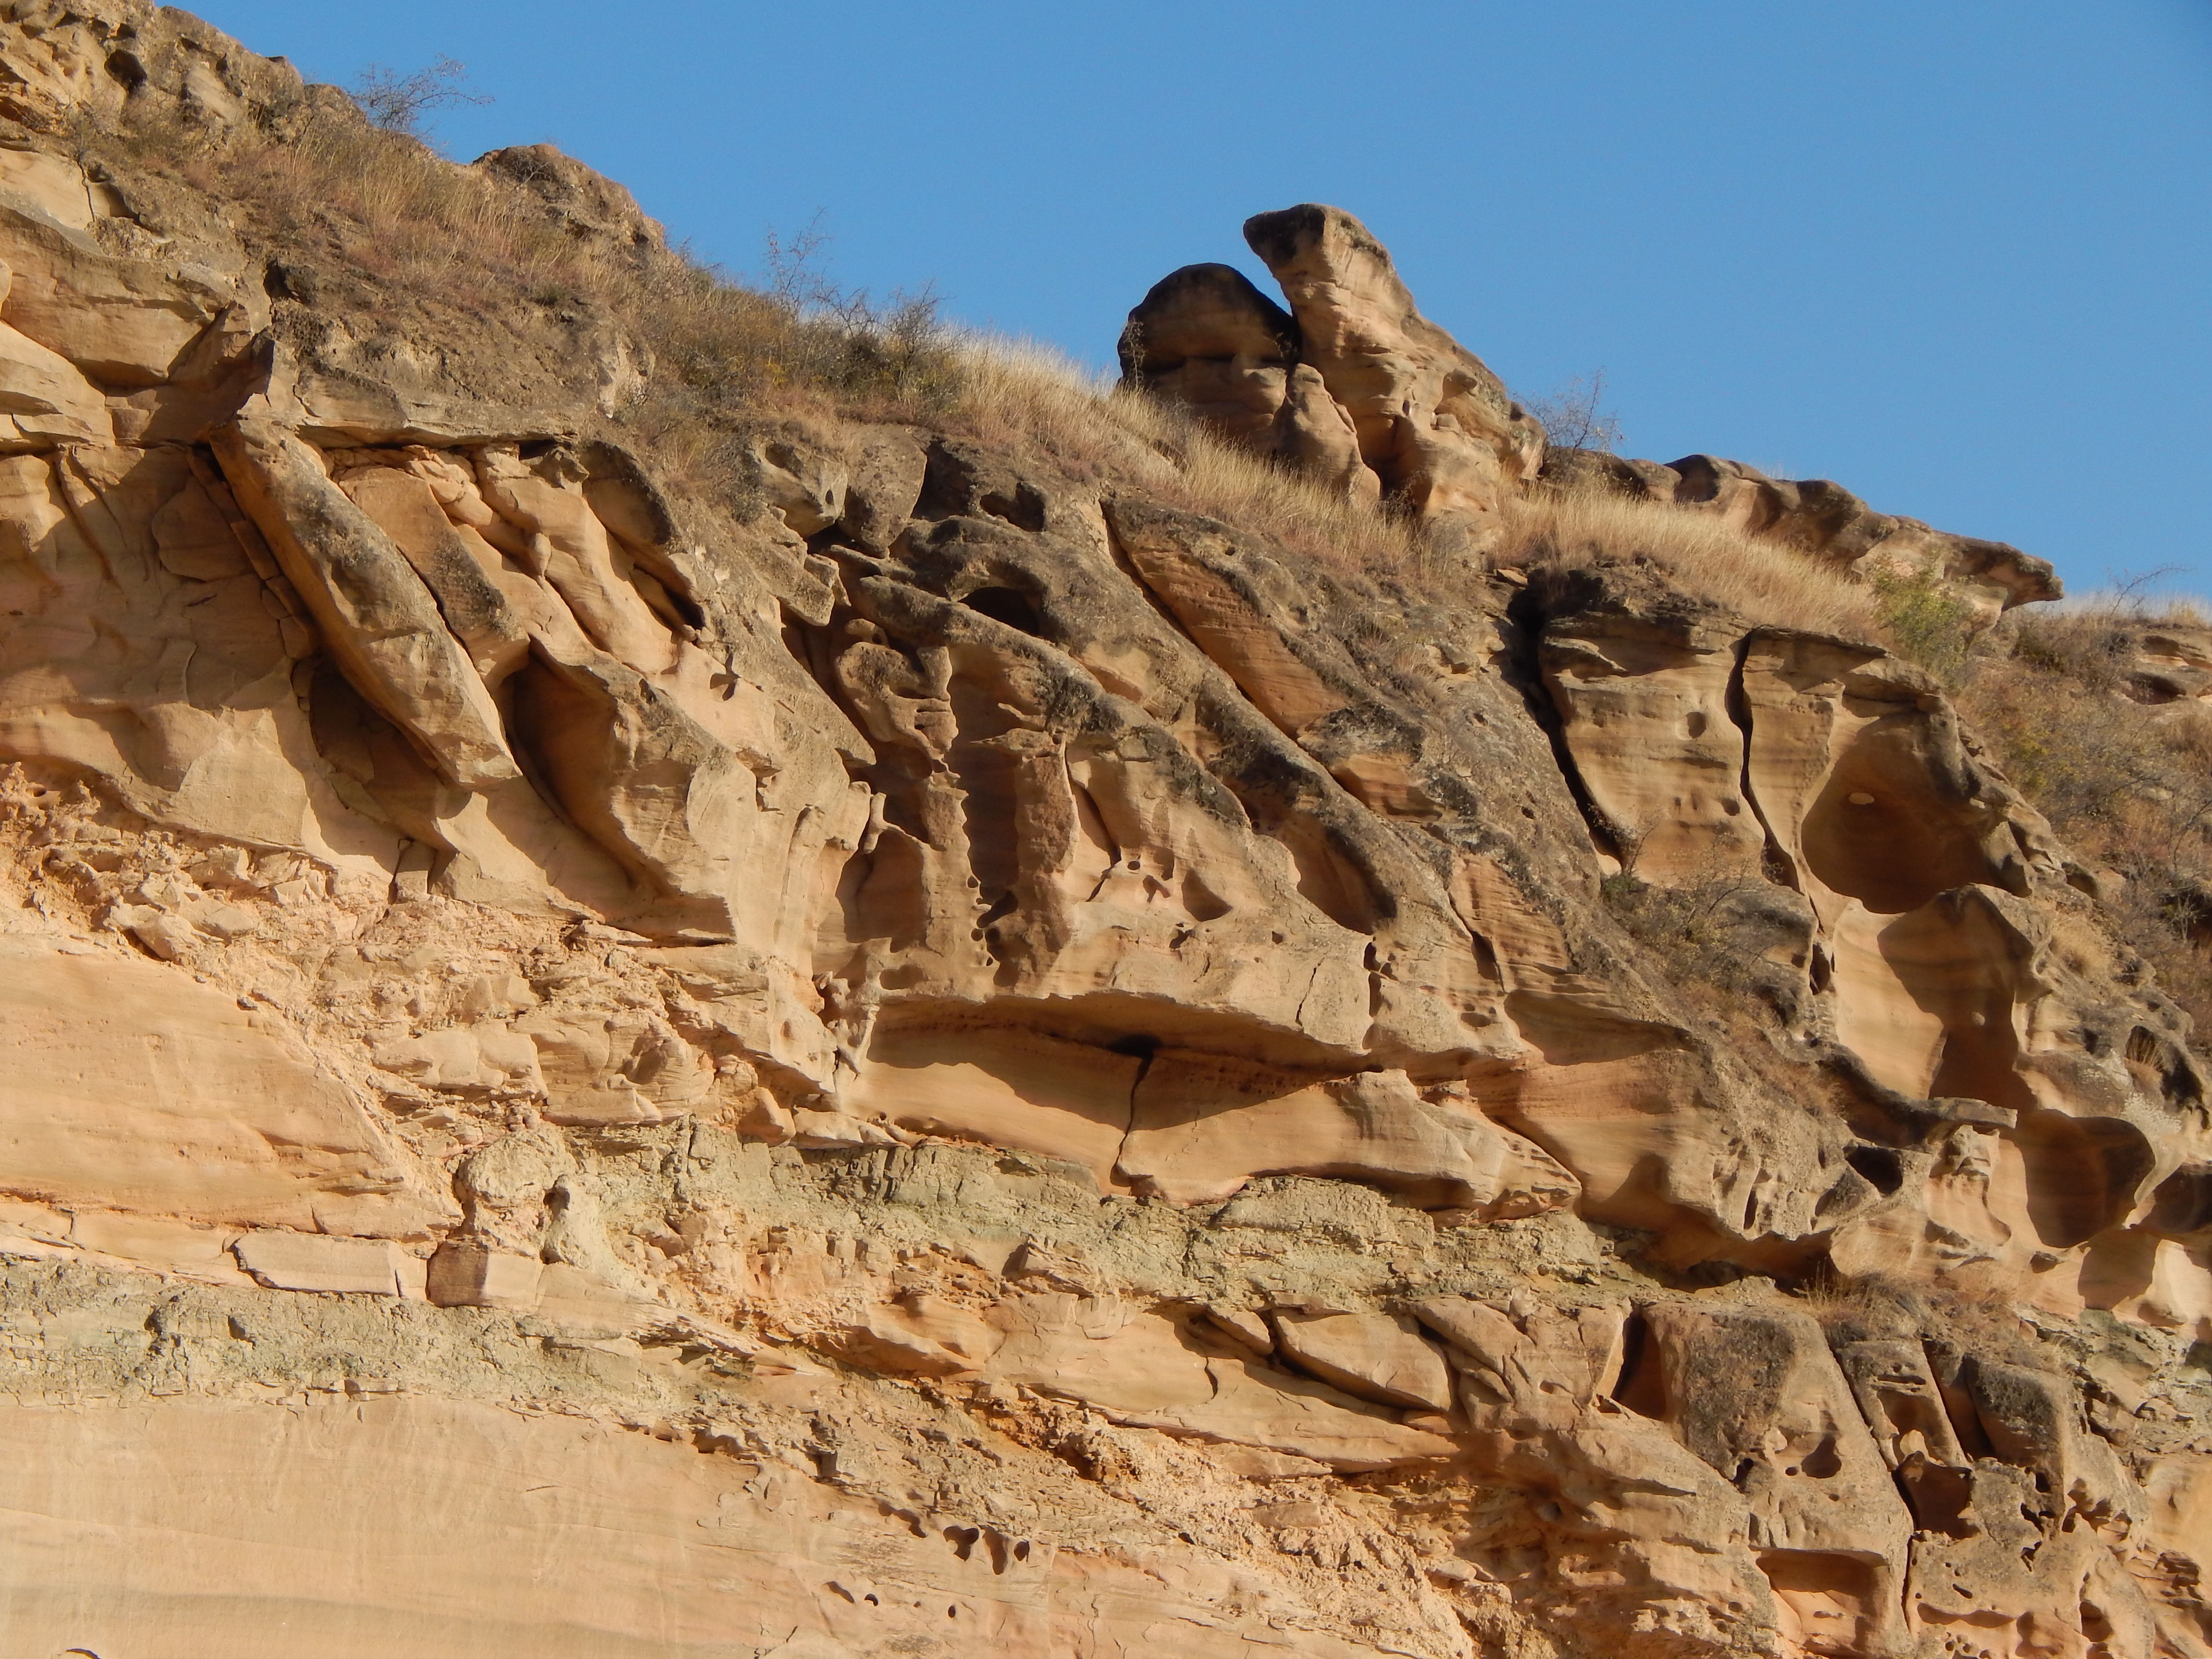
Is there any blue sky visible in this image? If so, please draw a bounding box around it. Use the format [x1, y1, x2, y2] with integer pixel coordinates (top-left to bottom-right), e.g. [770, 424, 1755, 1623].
[192, 1, 2212, 596]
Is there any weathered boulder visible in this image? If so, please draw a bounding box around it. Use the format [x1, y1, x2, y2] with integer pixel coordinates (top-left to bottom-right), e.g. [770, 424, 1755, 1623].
[1120, 206, 1543, 551]
[1241, 204, 1544, 552]
[1118, 262, 1369, 496]
[1268, 1308, 1453, 1410]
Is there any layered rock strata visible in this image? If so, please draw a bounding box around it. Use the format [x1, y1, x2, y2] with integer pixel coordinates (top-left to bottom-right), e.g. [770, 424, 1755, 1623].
[0, 5, 2202, 1656]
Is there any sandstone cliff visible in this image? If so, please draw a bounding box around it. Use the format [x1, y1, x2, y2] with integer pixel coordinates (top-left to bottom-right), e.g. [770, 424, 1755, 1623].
[0, 6, 2205, 1657]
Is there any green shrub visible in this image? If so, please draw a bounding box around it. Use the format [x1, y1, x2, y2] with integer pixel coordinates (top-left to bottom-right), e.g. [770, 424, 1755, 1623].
[1870, 556, 1976, 684]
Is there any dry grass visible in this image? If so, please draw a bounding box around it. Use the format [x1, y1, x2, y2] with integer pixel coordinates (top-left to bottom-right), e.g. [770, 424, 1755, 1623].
[1957, 597, 2212, 1034]
[936, 338, 1432, 579]
[104, 99, 1435, 586]
[1793, 1267, 2038, 1363]
[105, 101, 962, 448]
[947, 354, 1883, 619]
[149, 107, 607, 308]
[96, 93, 1929, 644]
[1500, 486, 1879, 638]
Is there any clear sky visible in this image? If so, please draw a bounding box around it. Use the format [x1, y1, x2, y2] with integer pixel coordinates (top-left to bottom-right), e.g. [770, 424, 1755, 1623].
[190, 0, 2212, 597]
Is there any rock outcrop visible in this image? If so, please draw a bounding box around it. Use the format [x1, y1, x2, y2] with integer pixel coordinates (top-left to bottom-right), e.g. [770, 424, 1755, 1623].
[0, 6, 2202, 1657]
[1121, 206, 1545, 553]
[1542, 446, 2063, 618]
[1124, 215, 2060, 616]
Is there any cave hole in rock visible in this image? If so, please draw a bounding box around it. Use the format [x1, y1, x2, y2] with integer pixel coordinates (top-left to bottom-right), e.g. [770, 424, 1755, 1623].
[981, 482, 1048, 532]
[946, 671, 1031, 951]
[2080, 1599, 2116, 1645]
[1755, 1552, 1879, 1649]
[960, 585, 1046, 638]
[1794, 1434, 1843, 1478]
[1900, 1462, 1977, 1538]
[2150, 1166, 2212, 1234]
[1178, 867, 1232, 922]
[1799, 722, 2001, 913]
[2123, 1025, 2207, 1110]
[2016, 1111, 2157, 1250]
[1845, 1145, 1905, 1195]
[1608, 1310, 1667, 1419]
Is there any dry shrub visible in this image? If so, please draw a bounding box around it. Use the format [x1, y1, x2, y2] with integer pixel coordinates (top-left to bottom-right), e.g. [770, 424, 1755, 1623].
[2008, 595, 2210, 684]
[1958, 597, 2212, 1033]
[1869, 555, 1979, 685]
[1795, 1267, 2038, 1364]
[1501, 487, 1879, 639]
[1600, 863, 1768, 994]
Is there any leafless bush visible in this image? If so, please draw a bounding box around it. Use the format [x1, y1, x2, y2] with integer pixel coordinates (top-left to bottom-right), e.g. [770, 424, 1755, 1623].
[347, 57, 490, 143]
[1600, 852, 1772, 995]
[1528, 369, 1623, 454]
[1795, 1267, 2037, 1362]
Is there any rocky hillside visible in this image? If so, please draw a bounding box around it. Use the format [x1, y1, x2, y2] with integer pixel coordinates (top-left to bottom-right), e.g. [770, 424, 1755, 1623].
[0, 5, 2206, 1656]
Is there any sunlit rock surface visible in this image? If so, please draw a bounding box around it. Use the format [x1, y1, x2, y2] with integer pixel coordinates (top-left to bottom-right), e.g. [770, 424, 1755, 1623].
[0, 5, 2203, 1656]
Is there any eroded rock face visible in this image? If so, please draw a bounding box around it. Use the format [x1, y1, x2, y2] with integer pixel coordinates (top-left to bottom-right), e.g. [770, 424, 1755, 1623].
[0, 8, 2204, 1658]
[1525, 577, 2212, 1323]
